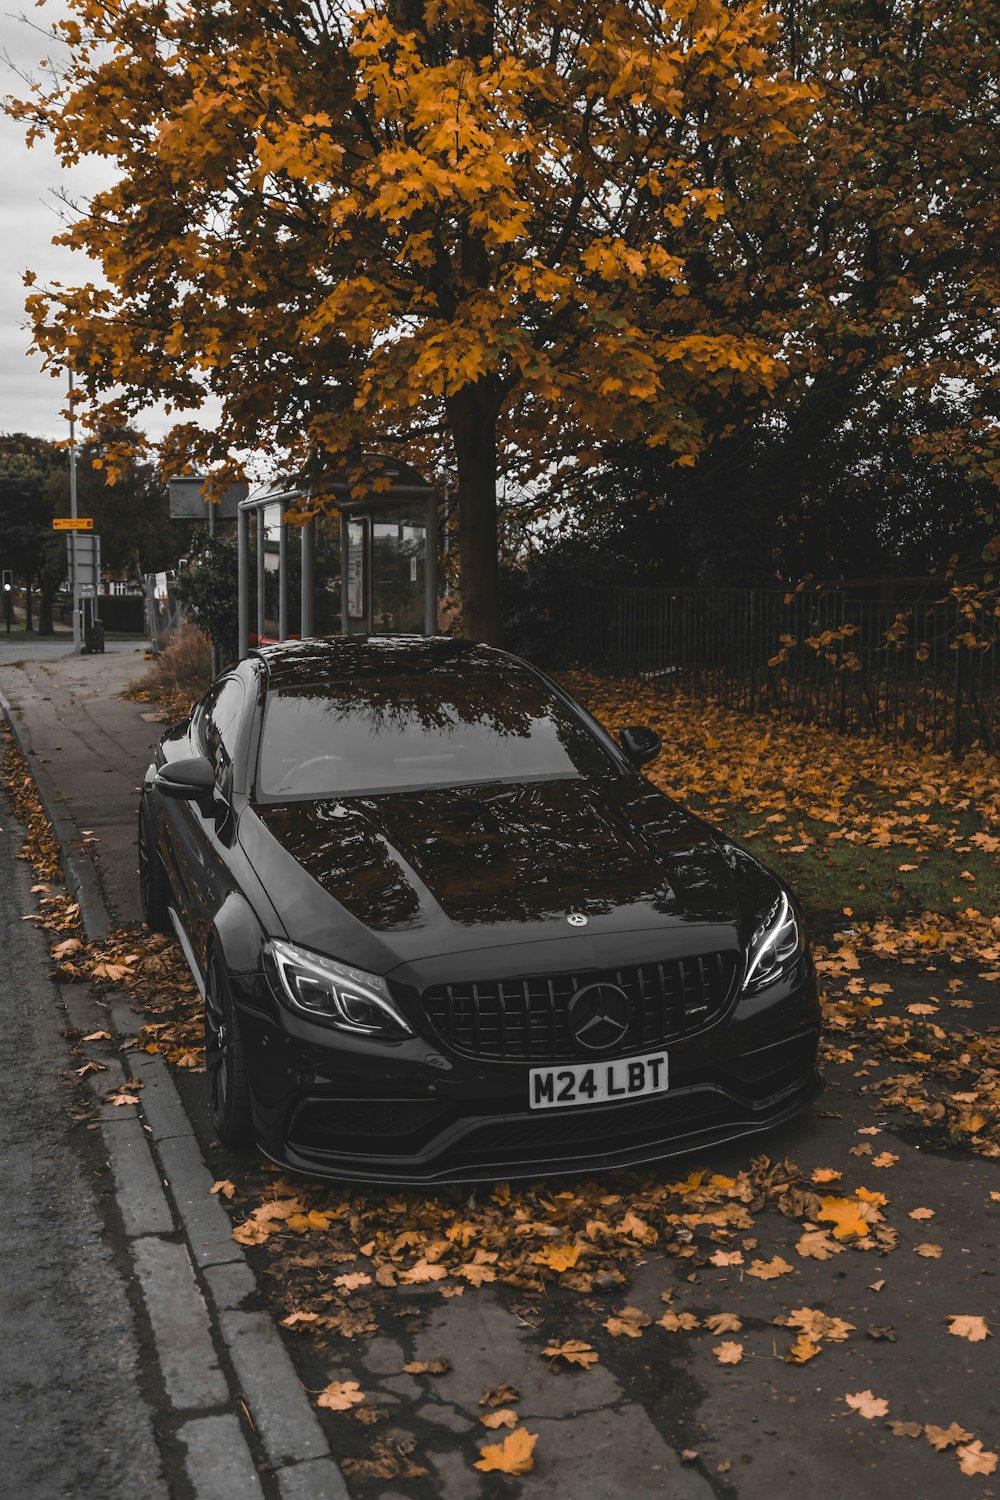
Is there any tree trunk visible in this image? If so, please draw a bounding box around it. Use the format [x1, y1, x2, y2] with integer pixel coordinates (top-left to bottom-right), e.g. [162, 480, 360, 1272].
[24, 578, 33, 632]
[447, 384, 502, 646]
[39, 588, 54, 635]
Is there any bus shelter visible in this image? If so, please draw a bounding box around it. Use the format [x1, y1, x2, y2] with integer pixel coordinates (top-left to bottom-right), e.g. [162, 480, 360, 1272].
[236, 461, 439, 659]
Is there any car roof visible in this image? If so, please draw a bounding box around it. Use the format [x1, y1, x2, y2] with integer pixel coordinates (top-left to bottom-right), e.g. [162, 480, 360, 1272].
[251, 635, 521, 690]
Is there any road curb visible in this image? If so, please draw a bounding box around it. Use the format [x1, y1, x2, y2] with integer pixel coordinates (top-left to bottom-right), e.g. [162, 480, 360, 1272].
[1, 690, 350, 1500]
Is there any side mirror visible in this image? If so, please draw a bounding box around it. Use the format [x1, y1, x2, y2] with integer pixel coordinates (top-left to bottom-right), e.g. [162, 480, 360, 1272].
[155, 756, 216, 806]
[620, 725, 661, 767]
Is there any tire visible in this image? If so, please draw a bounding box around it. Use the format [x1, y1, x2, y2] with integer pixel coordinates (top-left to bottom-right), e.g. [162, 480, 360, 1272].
[138, 803, 173, 933]
[204, 952, 255, 1147]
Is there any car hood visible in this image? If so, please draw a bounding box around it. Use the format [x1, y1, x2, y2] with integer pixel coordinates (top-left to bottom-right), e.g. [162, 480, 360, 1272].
[244, 775, 746, 971]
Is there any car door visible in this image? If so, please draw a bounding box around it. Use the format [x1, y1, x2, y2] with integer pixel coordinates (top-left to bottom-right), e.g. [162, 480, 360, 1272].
[166, 673, 247, 964]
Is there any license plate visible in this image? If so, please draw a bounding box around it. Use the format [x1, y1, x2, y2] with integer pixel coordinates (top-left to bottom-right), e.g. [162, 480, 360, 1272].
[528, 1052, 669, 1111]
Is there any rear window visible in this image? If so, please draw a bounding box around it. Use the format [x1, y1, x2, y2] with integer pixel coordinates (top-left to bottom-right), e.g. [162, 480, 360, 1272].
[255, 671, 616, 799]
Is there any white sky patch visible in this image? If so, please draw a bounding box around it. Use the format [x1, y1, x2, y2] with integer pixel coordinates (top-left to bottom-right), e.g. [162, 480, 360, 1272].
[1, 2, 218, 445]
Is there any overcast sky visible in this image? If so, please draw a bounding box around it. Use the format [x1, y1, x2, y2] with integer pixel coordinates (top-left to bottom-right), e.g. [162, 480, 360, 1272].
[1, 2, 203, 446]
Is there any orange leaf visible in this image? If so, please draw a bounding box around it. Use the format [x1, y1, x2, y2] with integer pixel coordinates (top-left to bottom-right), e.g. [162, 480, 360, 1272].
[713, 1341, 743, 1365]
[317, 1380, 365, 1411]
[946, 1315, 991, 1342]
[474, 1428, 538, 1475]
[542, 1340, 598, 1368]
[844, 1390, 889, 1419]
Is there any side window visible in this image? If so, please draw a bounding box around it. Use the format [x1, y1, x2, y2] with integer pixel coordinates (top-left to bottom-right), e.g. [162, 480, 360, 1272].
[199, 678, 245, 785]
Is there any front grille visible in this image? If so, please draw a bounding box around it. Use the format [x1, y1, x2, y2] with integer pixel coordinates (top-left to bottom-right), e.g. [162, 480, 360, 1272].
[289, 1098, 445, 1149]
[422, 952, 740, 1063]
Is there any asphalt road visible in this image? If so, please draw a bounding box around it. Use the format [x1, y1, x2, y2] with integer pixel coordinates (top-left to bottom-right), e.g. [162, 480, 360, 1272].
[0, 795, 169, 1499]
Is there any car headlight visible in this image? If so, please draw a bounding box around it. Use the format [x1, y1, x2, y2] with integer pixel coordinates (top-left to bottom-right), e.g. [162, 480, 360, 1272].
[265, 939, 412, 1037]
[742, 892, 803, 994]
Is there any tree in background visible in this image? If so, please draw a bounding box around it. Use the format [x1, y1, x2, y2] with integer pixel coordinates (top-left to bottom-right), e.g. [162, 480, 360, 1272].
[12, 0, 812, 644]
[67, 434, 181, 578]
[559, 0, 1000, 584]
[0, 434, 66, 631]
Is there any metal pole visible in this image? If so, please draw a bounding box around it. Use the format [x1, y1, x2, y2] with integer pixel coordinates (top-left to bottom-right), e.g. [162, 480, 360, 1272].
[340, 512, 349, 635]
[207, 485, 220, 676]
[278, 520, 288, 641]
[237, 506, 250, 660]
[67, 369, 82, 654]
[424, 490, 437, 637]
[300, 518, 315, 638]
[256, 509, 265, 644]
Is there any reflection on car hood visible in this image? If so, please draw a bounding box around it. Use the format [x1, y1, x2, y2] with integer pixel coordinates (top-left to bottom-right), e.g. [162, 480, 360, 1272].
[251, 776, 740, 961]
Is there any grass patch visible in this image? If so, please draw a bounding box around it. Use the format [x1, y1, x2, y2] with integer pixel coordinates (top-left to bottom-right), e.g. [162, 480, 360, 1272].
[565, 670, 1000, 937]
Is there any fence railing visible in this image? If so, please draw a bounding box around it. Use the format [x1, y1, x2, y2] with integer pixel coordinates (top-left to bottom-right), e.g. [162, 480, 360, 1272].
[553, 585, 998, 757]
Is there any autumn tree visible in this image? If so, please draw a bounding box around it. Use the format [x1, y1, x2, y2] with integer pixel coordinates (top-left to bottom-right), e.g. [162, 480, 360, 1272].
[10, 0, 813, 643]
[560, 0, 1000, 585]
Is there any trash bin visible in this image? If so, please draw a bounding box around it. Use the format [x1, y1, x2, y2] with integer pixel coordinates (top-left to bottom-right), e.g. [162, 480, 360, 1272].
[85, 619, 105, 654]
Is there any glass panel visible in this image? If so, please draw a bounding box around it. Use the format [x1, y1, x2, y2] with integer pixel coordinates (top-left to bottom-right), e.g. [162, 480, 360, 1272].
[314, 513, 342, 634]
[371, 502, 426, 634]
[262, 502, 282, 639]
[346, 518, 367, 622]
[256, 670, 615, 799]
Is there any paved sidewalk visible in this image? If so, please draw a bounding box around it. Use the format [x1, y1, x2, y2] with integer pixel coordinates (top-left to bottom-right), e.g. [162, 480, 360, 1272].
[0, 649, 161, 932]
[0, 649, 350, 1500]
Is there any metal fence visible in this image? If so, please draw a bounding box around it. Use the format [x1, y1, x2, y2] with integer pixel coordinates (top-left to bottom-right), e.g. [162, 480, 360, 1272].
[557, 585, 998, 757]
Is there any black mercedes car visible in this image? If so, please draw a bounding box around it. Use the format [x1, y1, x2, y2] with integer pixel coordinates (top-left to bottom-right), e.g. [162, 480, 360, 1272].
[138, 635, 821, 1182]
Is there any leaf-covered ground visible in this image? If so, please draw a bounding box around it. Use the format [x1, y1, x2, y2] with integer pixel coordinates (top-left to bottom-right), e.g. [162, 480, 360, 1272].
[5, 688, 1000, 1491]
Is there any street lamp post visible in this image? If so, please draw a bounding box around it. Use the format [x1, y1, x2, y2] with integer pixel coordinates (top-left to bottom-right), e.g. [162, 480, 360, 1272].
[67, 369, 82, 654]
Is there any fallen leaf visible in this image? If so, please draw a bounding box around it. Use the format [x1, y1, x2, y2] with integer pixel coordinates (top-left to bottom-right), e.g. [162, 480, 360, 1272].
[399, 1260, 449, 1284]
[534, 1243, 582, 1272]
[542, 1340, 599, 1369]
[713, 1341, 743, 1365]
[796, 1229, 844, 1260]
[914, 1243, 942, 1258]
[657, 1311, 701, 1332]
[335, 1272, 373, 1292]
[844, 1390, 889, 1419]
[745, 1256, 794, 1280]
[703, 1313, 742, 1335]
[887, 1420, 923, 1438]
[925, 1422, 974, 1452]
[787, 1335, 821, 1363]
[404, 1357, 451, 1375]
[709, 1249, 744, 1267]
[281, 1311, 320, 1328]
[479, 1409, 518, 1430]
[908, 1207, 934, 1220]
[957, 1441, 998, 1477]
[317, 1381, 365, 1411]
[946, 1315, 991, 1342]
[474, 1427, 538, 1475]
[605, 1306, 652, 1338]
[480, 1384, 519, 1408]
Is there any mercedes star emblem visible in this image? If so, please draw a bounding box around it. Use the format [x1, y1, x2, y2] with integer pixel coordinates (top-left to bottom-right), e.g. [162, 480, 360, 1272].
[567, 983, 631, 1051]
[566, 912, 588, 927]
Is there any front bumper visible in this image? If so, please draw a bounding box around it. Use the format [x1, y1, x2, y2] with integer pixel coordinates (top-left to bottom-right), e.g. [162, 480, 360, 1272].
[236, 966, 823, 1184]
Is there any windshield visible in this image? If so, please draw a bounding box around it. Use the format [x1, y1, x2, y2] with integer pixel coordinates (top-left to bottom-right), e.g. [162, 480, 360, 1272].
[255, 671, 617, 799]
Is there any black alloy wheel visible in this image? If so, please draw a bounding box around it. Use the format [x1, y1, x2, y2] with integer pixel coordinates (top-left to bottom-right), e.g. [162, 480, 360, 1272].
[137, 804, 172, 933]
[204, 952, 254, 1147]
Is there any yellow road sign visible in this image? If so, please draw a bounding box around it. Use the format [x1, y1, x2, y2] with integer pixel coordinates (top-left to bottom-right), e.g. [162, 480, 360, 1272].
[52, 517, 94, 531]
